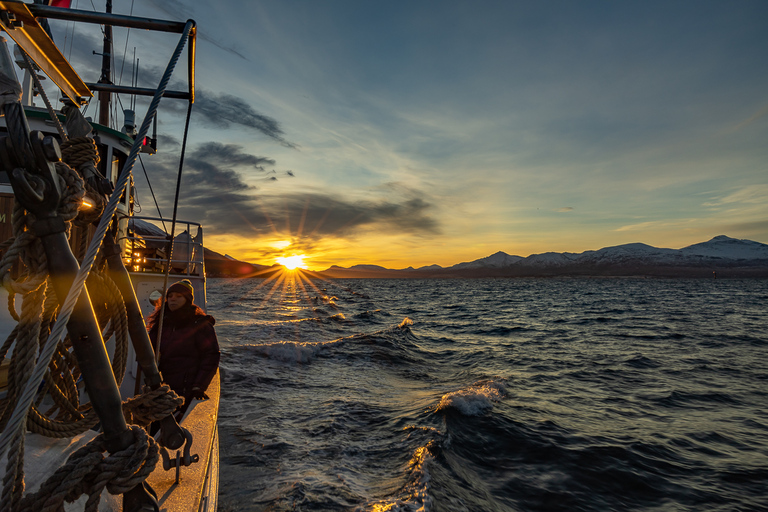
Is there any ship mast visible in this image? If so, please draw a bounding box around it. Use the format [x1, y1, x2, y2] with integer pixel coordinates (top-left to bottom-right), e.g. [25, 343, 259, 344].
[97, 0, 112, 126]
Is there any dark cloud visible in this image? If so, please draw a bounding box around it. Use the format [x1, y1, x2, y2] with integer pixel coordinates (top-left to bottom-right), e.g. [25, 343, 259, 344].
[190, 142, 275, 170]
[191, 90, 298, 148]
[135, 142, 261, 216]
[134, 142, 441, 244]
[157, 134, 181, 148]
[243, 192, 442, 239]
[133, 65, 296, 147]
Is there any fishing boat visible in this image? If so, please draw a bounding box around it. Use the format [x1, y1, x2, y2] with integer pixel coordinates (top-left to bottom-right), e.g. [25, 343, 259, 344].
[0, 2, 218, 510]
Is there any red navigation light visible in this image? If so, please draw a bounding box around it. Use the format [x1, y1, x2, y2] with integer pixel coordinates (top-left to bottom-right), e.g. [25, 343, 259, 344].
[139, 136, 157, 155]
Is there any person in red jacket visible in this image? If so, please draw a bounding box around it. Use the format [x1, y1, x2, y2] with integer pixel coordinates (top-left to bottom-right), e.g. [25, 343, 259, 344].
[147, 279, 220, 415]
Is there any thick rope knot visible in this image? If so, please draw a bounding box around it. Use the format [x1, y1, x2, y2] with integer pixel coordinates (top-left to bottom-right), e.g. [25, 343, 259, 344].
[60, 137, 106, 225]
[123, 385, 184, 426]
[17, 425, 159, 512]
[60, 136, 100, 170]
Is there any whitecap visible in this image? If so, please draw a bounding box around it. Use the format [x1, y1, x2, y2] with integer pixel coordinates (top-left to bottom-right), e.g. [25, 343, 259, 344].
[436, 379, 506, 416]
[245, 338, 344, 363]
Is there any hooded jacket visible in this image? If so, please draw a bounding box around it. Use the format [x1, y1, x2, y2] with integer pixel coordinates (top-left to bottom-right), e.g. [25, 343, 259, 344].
[149, 303, 220, 400]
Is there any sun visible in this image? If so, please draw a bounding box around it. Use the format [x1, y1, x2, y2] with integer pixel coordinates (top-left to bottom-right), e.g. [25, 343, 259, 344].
[276, 254, 308, 270]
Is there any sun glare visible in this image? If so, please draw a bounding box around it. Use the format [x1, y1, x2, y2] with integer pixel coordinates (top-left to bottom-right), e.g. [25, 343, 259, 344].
[277, 255, 308, 270]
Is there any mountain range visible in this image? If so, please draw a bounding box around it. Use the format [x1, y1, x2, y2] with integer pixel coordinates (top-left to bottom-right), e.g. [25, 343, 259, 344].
[312, 235, 768, 278]
[129, 221, 768, 278]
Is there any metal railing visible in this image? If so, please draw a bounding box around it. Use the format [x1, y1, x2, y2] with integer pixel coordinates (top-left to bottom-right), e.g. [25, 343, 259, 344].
[121, 215, 205, 277]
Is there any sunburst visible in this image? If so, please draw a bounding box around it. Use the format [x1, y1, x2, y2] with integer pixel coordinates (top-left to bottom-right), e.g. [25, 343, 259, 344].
[276, 254, 308, 270]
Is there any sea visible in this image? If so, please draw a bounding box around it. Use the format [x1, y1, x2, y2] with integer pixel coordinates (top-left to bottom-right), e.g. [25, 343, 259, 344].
[209, 276, 768, 512]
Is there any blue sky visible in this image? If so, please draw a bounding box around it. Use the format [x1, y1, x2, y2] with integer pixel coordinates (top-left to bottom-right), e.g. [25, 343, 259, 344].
[46, 0, 768, 269]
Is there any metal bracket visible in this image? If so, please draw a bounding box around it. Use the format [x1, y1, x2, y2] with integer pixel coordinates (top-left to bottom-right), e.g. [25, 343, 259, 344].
[0, 104, 62, 219]
[0, 10, 23, 29]
[160, 427, 199, 483]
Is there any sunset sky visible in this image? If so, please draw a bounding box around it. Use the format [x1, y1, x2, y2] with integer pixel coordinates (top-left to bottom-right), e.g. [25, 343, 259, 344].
[45, 0, 768, 270]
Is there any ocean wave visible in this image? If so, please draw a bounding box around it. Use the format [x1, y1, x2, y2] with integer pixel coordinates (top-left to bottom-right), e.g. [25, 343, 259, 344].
[355, 309, 389, 319]
[320, 312, 347, 323]
[355, 443, 435, 512]
[658, 389, 742, 408]
[239, 318, 415, 363]
[243, 338, 345, 363]
[435, 379, 507, 416]
[312, 294, 339, 307]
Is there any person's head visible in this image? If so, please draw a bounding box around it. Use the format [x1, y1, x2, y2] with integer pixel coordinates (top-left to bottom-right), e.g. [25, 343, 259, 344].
[166, 279, 194, 311]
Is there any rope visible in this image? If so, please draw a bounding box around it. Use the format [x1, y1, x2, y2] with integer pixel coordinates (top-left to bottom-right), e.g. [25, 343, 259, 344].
[61, 136, 107, 224]
[0, 21, 195, 466]
[19, 50, 67, 142]
[0, 160, 85, 510]
[20, 271, 130, 439]
[16, 425, 159, 512]
[122, 384, 183, 426]
[60, 136, 99, 171]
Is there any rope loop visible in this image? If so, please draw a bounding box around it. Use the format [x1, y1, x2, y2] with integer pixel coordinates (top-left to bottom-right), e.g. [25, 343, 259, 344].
[60, 136, 107, 224]
[123, 384, 184, 426]
[60, 136, 100, 170]
[16, 425, 159, 512]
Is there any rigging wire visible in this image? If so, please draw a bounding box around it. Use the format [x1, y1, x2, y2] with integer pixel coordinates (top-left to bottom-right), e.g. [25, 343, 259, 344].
[114, 1, 136, 124]
[155, 100, 193, 363]
[117, 0, 135, 88]
[138, 153, 168, 232]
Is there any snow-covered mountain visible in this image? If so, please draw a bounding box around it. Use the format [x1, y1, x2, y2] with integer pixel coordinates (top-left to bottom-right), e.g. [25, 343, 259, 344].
[448, 236, 768, 270]
[319, 236, 768, 278]
[446, 236, 768, 276]
[451, 251, 524, 269]
[679, 235, 768, 259]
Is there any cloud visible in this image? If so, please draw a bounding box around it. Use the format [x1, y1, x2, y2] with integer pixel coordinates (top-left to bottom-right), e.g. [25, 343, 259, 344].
[133, 71, 298, 147]
[157, 134, 181, 149]
[135, 141, 441, 244]
[726, 104, 768, 134]
[708, 184, 768, 206]
[130, 61, 295, 147]
[191, 90, 298, 148]
[557, 207, 574, 212]
[615, 221, 669, 232]
[190, 142, 276, 171]
[268, 192, 441, 237]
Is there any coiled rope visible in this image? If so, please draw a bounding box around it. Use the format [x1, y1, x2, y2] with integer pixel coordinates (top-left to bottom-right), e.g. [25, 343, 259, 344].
[17, 425, 159, 512]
